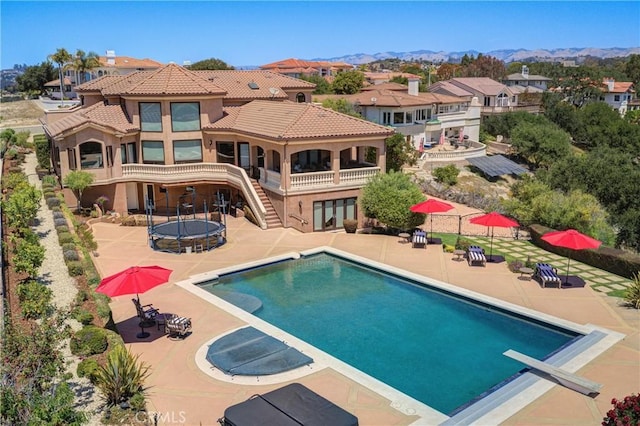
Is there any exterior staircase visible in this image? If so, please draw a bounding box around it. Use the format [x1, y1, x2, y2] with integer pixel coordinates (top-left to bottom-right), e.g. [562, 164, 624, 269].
[250, 180, 282, 229]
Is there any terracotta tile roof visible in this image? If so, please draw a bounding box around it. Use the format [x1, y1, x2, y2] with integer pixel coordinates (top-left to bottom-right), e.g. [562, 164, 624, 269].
[364, 72, 422, 82]
[195, 70, 315, 99]
[320, 89, 464, 108]
[260, 58, 353, 71]
[602, 80, 634, 93]
[98, 55, 163, 69]
[428, 81, 474, 97]
[75, 75, 125, 92]
[46, 102, 137, 138]
[361, 82, 409, 92]
[449, 77, 508, 96]
[205, 100, 393, 140]
[45, 77, 72, 86]
[121, 63, 226, 96]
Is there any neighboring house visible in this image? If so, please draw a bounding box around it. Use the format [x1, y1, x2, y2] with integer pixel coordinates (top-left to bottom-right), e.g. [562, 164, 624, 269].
[41, 63, 393, 233]
[502, 66, 551, 91]
[259, 58, 354, 79]
[600, 78, 635, 113]
[90, 50, 163, 79]
[44, 77, 74, 100]
[430, 77, 541, 115]
[315, 78, 481, 151]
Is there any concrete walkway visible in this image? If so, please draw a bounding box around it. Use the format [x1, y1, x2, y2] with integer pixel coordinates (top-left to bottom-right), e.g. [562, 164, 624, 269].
[88, 214, 639, 425]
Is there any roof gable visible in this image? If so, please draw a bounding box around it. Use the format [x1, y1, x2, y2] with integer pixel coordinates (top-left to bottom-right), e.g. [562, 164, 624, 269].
[450, 78, 508, 96]
[46, 102, 137, 138]
[121, 63, 226, 96]
[206, 100, 393, 140]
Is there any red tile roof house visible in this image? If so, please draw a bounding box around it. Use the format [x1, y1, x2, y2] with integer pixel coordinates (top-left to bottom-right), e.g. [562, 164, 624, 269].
[315, 78, 483, 155]
[429, 77, 542, 115]
[600, 78, 635, 113]
[41, 63, 393, 233]
[260, 57, 354, 79]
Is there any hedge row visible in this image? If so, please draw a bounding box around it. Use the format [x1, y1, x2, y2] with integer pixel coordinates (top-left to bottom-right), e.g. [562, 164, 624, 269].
[529, 224, 640, 279]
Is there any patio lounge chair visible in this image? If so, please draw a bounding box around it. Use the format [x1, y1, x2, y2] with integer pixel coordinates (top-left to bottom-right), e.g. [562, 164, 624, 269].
[164, 314, 192, 340]
[533, 263, 562, 288]
[467, 245, 487, 266]
[132, 298, 159, 322]
[412, 230, 427, 249]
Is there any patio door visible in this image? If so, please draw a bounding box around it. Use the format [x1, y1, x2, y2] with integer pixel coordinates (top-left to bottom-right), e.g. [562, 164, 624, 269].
[313, 198, 357, 231]
[237, 142, 250, 171]
[126, 183, 139, 211]
[145, 184, 155, 211]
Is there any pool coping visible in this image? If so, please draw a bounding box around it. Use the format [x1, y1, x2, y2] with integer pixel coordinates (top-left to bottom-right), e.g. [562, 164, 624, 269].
[176, 246, 625, 425]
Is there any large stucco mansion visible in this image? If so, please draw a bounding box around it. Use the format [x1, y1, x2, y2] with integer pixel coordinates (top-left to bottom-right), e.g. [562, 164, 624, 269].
[42, 63, 394, 233]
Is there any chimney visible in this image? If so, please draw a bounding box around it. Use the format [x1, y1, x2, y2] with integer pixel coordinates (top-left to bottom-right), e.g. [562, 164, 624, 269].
[106, 50, 116, 66]
[408, 77, 420, 96]
[604, 78, 615, 92]
[521, 65, 529, 79]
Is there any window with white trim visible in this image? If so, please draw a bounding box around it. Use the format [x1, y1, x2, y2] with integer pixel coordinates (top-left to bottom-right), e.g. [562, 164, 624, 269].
[382, 112, 391, 125]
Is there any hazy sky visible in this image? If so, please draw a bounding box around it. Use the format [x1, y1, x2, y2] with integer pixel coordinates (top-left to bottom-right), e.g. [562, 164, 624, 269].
[2, 1, 639, 68]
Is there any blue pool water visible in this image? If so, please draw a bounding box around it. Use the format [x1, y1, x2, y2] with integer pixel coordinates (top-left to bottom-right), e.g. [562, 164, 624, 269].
[200, 253, 578, 414]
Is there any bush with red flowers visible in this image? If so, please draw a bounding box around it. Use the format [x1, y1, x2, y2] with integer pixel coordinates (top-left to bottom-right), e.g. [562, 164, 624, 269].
[602, 394, 640, 425]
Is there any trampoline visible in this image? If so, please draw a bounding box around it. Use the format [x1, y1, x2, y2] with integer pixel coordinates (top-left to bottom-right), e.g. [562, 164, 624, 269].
[149, 218, 226, 254]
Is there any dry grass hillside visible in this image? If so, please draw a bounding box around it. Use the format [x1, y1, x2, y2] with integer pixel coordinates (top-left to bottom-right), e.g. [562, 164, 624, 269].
[0, 100, 45, 128]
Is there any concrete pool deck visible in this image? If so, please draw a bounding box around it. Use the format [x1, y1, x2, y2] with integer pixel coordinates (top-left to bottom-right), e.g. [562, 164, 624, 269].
[90, 214, 640, 425]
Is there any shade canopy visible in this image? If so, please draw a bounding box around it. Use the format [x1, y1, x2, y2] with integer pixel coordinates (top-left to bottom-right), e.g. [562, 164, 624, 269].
[541, 229, 601, 251]
[96, 265, 172, 298]
[541, 229, 601, 285]
[410, 199, 454, 215]
[470, 211, 519, 228]
[469, 212, 519, 261]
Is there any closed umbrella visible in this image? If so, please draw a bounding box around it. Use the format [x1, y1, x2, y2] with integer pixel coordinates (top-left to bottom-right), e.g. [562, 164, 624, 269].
[541, 229, 601, 284]
[469, 212, 519, 261]
[410, 199, 454, 243]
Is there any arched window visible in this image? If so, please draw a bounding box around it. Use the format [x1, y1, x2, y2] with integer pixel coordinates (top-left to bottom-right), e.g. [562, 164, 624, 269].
[497, 93, 509, 107]
[98, 70, 104, 77]
[296, 92, 306, 103]
[79, 141, 103, 169]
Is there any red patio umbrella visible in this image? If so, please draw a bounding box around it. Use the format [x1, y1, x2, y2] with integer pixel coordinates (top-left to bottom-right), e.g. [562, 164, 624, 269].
[410, 199, 454, 243]
[541, 229, 601, 284]
[469, 212, 519, 261]
[96, 265, 173, 300]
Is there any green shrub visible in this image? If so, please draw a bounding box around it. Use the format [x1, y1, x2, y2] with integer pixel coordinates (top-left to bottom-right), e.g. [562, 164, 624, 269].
[15, 131, 30, 147]
[455, 237, 472, 251]
[42, 174, 57, 187]
[129, 392, 146, 411]
[67, 261, 84, 276]
[8, 166, 22, 174]
[56, 225, 70, 234]
[43, 190, 56, 199]
[63, 249, 79, 262]
[602, 394, 640, 425]
[57, 231, 73, 244]
[46, 196, 61, 209]
[94, 345, 150, 406]
[16, 279, 52, 319]
[443, 244, 455, 253]
[70, 326, 108, 356]
[72, 308, 94, 325]
[77, 358, 100, 383]
[54, 217, 68, 227]
[432, 164, 460, 186]
[2, 171, 27, 190]
[5, 147, 18, 160]
[62, 242, 76, 251]
[624, 273, 640, 309]
[51, 205, 61, 213]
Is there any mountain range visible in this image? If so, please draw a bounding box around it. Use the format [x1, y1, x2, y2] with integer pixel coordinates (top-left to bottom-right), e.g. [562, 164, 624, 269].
[312, 47, 640, 64]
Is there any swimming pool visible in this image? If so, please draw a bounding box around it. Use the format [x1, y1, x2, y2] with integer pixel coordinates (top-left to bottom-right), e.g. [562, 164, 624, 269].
[184, 247, 622, 424]
[199, 252, 576, 414]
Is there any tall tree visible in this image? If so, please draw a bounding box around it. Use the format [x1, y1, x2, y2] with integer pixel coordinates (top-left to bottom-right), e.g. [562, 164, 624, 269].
[510, 121, 572, 169]
[462, 55, 506, 79]
[321, 98, 361, 118]
[299, 74, 331, 94]
[624, 54, 640, 87]
[436, 63, 459, 81]
[72, 49, 100, 84]
[331, 70, 364, 94]
[187, 58, 234, 70]
[384, 133, 417, 172]
[48, 48, 72, 106]
[16, 62, 56, 95]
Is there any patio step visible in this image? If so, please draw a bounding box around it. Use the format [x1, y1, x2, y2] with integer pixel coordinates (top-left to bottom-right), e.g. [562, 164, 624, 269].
[250, 180, 282, 229]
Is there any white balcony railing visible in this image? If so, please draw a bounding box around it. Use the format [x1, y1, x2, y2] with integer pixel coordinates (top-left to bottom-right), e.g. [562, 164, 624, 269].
[120, 163, 268, 229]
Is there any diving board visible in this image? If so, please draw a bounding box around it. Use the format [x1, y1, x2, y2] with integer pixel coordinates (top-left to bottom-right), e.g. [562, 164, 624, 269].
[503, 349, 602, 396]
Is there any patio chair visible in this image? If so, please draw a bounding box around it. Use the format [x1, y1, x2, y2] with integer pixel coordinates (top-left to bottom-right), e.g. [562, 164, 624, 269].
[132, 298, 159, 322]
[466, 245, 487, 267]
[533, 263, 562, 288]
[412, 230, 427, 249]
[164, 314, 192, 340]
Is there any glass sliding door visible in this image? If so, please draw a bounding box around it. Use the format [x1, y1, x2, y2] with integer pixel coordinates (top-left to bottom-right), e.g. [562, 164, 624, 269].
[313, 198, 357, 231]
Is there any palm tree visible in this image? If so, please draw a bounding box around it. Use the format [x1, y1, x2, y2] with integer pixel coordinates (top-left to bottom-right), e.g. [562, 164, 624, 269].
[48, 48, 72, 106]
[73, 49, 101, 84]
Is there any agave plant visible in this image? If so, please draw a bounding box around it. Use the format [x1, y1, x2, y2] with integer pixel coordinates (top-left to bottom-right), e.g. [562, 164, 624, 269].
[624, 273, 640, 309]
[93, 345, 151, 406]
